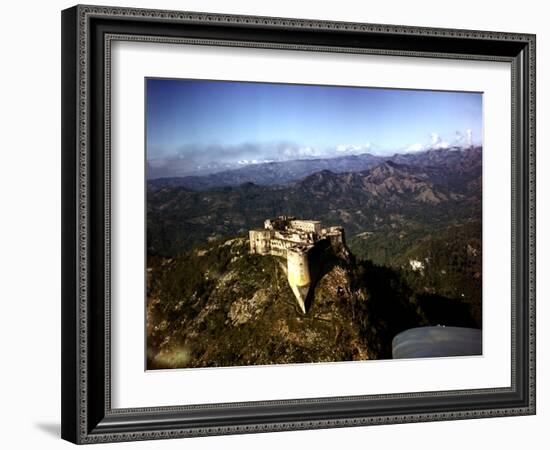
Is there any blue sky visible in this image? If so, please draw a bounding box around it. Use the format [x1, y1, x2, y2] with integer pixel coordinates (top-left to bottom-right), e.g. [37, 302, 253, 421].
[146, 78, 482, 178]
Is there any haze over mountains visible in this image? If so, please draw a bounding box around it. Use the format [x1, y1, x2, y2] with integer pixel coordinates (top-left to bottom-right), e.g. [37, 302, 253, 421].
[147, 152, 383, 191]
[147, 146, 479, 191]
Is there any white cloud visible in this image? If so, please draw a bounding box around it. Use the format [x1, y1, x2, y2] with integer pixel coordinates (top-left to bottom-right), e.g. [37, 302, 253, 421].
[299, 146, 321, 157]
[336, 144, 348, 153]
[405, 143, 425, 152]
[430, 132, 450, 149]
[336, 142, 372, 154]
[283, 148, 295, 157]
[466, 128, 473, 147]
[238, 158, 276, 165]
[148, 159, 168, 168]
[282, 146, 321, 158]
[453, 129, 474, 148]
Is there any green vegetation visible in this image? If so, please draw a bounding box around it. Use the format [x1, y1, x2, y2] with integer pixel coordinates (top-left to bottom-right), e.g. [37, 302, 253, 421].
[147, 233, 481, 368]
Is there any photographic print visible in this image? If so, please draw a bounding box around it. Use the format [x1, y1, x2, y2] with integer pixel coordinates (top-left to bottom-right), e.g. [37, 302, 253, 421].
[146, 78, 483, 370]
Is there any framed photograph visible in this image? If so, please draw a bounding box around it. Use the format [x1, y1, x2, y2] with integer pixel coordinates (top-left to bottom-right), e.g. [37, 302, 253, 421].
[61, 4, 536, 444]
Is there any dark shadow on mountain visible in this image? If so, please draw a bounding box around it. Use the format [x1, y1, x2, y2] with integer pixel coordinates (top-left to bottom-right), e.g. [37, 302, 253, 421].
[353, 260, 423, 359]
[303, 239, 343, 312]
[415, 293, 478, 328]
[351, 260, 481, 359]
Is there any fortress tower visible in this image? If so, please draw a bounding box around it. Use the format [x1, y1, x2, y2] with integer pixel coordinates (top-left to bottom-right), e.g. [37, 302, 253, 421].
[249, 216, 345, 313]
[286, 248, 311, 314]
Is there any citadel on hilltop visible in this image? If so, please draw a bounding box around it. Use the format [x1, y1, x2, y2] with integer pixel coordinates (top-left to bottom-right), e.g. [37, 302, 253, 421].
[249, 216, 346, 313]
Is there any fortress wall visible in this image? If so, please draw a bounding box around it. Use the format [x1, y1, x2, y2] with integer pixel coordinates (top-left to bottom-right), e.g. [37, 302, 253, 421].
[326, 226, 346, 248]
[287, 249, 311, 288]
[249, 229, 271, 255]
[267, 216, 294, 231]
[270, 245, 287, 258]
[290, 220, 322, 235]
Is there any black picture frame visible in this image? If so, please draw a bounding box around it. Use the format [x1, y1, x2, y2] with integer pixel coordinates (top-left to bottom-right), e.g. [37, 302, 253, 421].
[61, 4, 536, 444]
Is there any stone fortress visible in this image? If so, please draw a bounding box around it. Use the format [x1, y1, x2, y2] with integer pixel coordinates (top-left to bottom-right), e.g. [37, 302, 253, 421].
[249, 216, 346, 314]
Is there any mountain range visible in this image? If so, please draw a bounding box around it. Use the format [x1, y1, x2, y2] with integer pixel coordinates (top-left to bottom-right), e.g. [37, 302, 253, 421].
[148, 146, 480, 191]
[147, 146, 481, 258]
[148, 152, 385, 191]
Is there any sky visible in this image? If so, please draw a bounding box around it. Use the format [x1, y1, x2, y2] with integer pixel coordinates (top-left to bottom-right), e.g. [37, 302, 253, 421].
[146, 78, 482, 179]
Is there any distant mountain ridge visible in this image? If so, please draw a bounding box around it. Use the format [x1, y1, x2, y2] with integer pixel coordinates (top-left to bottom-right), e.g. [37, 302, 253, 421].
[147, 146, 482, 258]
[148, 152, 384, 190]
[148, 147, 480, 191]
